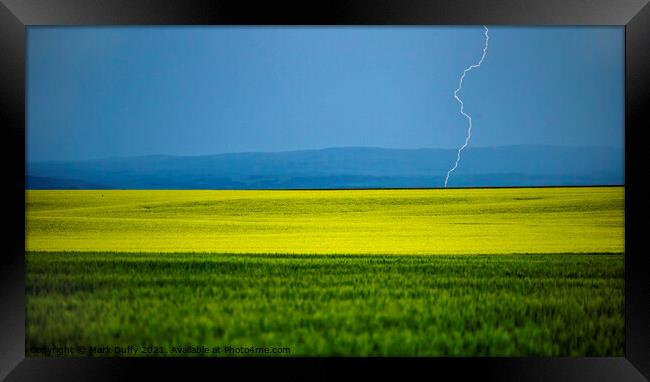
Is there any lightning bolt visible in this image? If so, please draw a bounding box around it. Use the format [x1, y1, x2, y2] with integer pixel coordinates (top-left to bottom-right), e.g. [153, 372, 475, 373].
[444, 25, 490, 188]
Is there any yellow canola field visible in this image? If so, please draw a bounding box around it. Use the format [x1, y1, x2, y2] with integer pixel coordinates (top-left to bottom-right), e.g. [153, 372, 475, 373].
[26, 187, 624, 254]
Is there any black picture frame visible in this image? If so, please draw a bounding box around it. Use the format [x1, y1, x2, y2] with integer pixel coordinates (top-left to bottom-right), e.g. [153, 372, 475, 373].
[1, 0, 649, 380]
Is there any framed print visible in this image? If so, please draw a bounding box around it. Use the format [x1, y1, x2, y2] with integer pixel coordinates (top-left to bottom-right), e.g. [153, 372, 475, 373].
[1, 0, 649, 380]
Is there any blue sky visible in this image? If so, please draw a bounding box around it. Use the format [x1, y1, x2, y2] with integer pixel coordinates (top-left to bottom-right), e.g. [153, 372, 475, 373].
[27, 26, 623, 162]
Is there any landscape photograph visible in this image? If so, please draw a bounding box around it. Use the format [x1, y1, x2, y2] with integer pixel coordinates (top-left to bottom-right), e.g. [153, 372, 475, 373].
[25, 26, 624, 356]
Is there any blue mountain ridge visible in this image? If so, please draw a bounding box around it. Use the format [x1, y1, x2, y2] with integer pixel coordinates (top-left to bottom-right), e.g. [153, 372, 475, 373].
[26, 145, 624, 189]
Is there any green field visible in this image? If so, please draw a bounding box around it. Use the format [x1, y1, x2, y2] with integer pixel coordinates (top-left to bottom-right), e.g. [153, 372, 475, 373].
[25, 187, 625, 356]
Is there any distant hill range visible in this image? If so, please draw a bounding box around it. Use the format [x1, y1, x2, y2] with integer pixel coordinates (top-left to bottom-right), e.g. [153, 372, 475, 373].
[26, 145, 624, 189]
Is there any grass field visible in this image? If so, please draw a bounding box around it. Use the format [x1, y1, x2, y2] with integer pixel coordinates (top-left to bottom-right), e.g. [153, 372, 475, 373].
[25, 187, 625, 356]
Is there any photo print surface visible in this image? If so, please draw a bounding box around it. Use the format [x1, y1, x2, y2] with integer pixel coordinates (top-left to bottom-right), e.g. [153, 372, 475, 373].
[26, 26, 624, 357]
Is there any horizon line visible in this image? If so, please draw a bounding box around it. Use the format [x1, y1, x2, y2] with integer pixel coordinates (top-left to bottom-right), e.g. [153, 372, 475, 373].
[24, 184, 625, 191]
